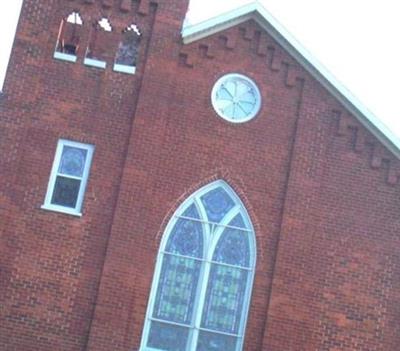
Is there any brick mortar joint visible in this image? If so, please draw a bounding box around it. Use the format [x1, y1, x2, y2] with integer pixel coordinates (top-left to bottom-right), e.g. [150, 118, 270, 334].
[333, 109, 400, 186]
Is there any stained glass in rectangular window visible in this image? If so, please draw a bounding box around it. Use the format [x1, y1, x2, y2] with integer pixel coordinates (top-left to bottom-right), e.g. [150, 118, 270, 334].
[58, 146, 87, 177]
[148, 321, 189, 351]
[43, 140, 94, 216]
[196, 330, 238, 351]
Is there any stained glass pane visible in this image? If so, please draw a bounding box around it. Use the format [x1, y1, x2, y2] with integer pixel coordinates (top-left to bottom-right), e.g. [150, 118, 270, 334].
[153, 254, 201, 324]
[51, 176, 81, 208]
[221, 104, 234, 118]
[229, 214, 247, 229]
[200, 187, 235, 223]
[223, 81, 236, 97]
[239, 92, 255, 103]
[236, 82, 249, 97]
[216, 99, 232, 111]
[148, 321, 189, 351]
[59, 146, 87, 177]
[239, 101, 255, 115]
[165, 205, 203, 258]
[217, 87, 232, 100]
[232, 105, 241, 120]
[182, 203, 200, 220]
[115, 31, 140, 66]
[201, 264, 248, 334]
[213, 218, 250, 268]
[197, 331, 238, 351]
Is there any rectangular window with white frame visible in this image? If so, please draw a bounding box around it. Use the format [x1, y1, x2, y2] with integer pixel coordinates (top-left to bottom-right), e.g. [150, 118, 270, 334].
[42, 139, 94, 216]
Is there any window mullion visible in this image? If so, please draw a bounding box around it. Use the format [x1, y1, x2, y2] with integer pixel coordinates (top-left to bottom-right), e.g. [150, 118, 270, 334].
[191, 257, 212, 350]
[140, 182, 256, 351]
[55, 172, 83, 181]
[186, 214, 209, 351]
[42, 139, 94, 216]
[191, 220, 216, 350]
[176, 214, 252, 233]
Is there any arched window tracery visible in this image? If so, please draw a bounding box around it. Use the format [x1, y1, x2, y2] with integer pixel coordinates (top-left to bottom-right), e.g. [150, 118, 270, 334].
[141, 181, 256, 351]
[54, 11, 83, 62]
[114, 24, 142, 74]
[84, 17, 113, 69]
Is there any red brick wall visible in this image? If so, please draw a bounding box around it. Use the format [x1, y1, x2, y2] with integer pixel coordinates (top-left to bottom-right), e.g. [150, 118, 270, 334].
[1, 1, 400, 351]
[0, 0, 159, 349]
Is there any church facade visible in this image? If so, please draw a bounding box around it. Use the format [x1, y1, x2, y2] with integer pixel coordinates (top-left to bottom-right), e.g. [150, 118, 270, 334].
[1, 1, 400, 350]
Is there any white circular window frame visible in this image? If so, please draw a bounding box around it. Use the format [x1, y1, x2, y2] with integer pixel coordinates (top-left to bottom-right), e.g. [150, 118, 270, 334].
[211, 73, 262, 123]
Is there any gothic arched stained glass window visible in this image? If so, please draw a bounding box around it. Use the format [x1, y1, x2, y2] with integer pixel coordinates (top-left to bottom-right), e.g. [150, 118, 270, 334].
[141, 181, 256, 351]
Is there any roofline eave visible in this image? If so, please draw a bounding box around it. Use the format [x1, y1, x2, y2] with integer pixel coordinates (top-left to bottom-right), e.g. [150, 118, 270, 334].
[182, 2, 400, 159]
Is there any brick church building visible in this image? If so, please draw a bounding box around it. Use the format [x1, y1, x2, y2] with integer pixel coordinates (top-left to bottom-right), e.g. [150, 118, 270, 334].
[1, 0, 400, 350]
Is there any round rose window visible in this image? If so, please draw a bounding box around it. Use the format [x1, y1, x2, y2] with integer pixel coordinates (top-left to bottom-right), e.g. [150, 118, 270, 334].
[211, 73, 261, 123]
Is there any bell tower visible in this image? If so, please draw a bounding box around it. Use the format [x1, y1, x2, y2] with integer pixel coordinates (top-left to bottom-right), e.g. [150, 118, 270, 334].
[0, 0, 190, 351]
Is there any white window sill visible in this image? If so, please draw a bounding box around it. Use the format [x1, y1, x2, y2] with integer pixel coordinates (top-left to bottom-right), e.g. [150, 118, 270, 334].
[53, 51, 77, 63]
[41, 204, 82, 217]
[84, 58, 107, 69]
[113, 63, 136, 74]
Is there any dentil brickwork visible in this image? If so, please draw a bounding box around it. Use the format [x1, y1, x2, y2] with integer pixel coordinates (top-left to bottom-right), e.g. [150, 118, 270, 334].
[1, 1, 400, 350]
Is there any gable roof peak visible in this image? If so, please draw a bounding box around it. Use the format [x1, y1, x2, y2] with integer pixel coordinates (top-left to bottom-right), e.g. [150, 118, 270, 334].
[182, 1, 400, 159]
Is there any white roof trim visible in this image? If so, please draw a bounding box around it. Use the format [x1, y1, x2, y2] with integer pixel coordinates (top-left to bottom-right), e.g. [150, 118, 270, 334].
[182, 2, 400, 159]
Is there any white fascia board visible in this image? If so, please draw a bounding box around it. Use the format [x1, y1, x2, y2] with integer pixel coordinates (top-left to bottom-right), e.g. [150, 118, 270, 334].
[182, 2, 400, 159]
[182, 3, 259, 43]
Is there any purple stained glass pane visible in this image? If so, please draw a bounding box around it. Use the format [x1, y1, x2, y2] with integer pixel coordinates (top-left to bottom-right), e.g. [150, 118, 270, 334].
[213, 216, 250, 268]
[200, 187, 235, 223]
[148, 321, 189, 351]
[197, 331, 238, 351]
[59, 146, 87, 177]
[153, 254, 202, 324]
[182, 203, 201, 220]
[166, 205, 203, 258]
[229, 213, 247, 229]
[201, 264, 248, 334]
[115, 31, 140, 66]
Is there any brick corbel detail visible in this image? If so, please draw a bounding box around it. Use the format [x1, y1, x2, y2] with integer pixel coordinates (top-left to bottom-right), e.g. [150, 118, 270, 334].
[138, 0, 152, 15]
[179, 47, 198, 68]
[284, 63, 298, 87]
[257, 33, 269, 56]
[61, 0, 154, 40]
[387, 162, 400, 185]
[119, 0, 131, 12]
[67, 0, 146, 15]
[101, 0, 112, 9]
[220, 33, 237, 50]
[179, 25, 306, 89]
[334, 110, 400, 186]
[241, 26, 255, 41]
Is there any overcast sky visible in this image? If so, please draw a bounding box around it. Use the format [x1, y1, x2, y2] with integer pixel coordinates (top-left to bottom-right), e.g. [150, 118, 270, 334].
[1, 0, 399, 140]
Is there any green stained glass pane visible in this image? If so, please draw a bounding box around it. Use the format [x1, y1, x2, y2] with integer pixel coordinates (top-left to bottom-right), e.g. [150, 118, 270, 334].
[153, 254, 201, 324]
[201, 264, 248, 334]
